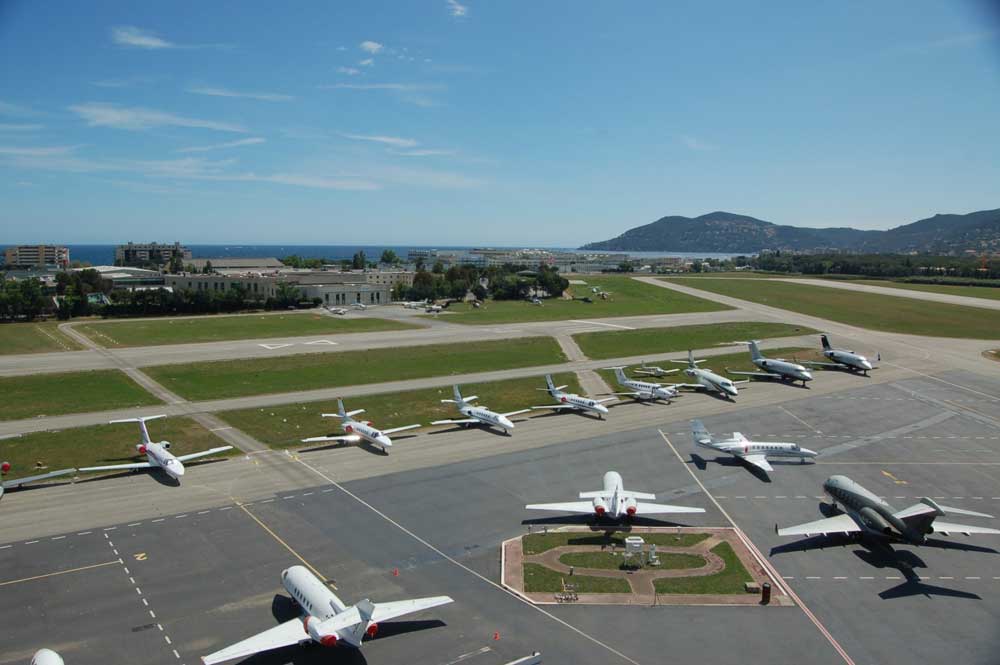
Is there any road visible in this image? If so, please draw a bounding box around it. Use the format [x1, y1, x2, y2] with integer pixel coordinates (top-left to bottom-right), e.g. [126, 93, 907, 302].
[773, 277, 1000, 311]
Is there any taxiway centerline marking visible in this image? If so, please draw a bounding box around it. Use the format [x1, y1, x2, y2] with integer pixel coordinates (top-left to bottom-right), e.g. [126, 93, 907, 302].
[779, 406, 821, 433]
[658, 430, 856, 665]
[0, 560, 120, 587]
[292, 456, 643, 665]
[233, 500, 335, 589]
[568, 319, 635, 330]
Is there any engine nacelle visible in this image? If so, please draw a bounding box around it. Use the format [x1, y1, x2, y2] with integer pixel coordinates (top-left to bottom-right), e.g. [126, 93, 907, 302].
[858, 507, 893, 535]
[304, 616, 339, 647]
[366, 622, 379, 638]
[592, 499, 607, 516]
[136, 444, 147, 454]
[1, 461, 10, 475]
[625, 498, 637, 517]
[160, 441, 170, 449]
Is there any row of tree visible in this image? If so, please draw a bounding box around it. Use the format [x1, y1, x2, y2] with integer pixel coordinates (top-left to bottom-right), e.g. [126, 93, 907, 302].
[393, 263, 569, 303]
[747, 252, 1000, 280]
[100, 283, 314, 318]
[0, 278, 48, 321]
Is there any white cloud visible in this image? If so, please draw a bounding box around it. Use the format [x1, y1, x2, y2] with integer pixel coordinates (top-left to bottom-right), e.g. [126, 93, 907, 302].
[679, 135, 717, 151]
[447, 0, 468, 17]
[340, 133, 419, 148]
[69, 103, 247, 133]
[0, 123, 42, 131]
[337, 67, 360, 76]
[0, 145, 77, 157]
[110, 26, 175, 49]
[0, 101, 40, 117]
[187, 86, 294, 102]
[319, 83, 437, 91]
[359, 58, 374, 66]
[176, 137, 266, 153]
[360, 41, 384, 54]
[391, 149, 457, 157]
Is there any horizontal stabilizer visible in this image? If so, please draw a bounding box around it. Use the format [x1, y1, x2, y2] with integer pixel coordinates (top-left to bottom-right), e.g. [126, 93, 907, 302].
[109, 414, 167, 424]
[928, 521, 1000, 536]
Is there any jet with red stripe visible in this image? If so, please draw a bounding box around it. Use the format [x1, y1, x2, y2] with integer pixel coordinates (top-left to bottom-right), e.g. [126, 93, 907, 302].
[526, 471, 704, 521]
[301, 399, 420, 454]
[691, 419, 816, 474]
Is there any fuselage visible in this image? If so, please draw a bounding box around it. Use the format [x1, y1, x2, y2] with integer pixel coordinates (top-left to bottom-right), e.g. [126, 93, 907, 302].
[754, 357, 813, 382]
[281, 565, 373, 648]
[825, 348, 873, 372]
[822, 475, 918, 543]
[342, 419, 393, 451]
[592, 471, 635, 519]
[687, 367, 739, 397]
[140, 441, 185, 479]
[461, 405, 514, 431]
[30, 650, 65, 665]
[550, 390, 609, 417]
[618, 373, 677, 400]
[700, 436, 817, 460]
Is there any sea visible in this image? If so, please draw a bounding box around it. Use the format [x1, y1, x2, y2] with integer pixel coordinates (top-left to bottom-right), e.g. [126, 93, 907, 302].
[60, 244, 747, 266]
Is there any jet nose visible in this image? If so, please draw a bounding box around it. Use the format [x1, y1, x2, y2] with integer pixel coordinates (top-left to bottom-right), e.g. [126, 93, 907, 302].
[377, 435, 393, 449]
[726, 385, 739, 397]
[801, 370, 813, 381]
[500, 416, 514, 430]
[595, 403, 609, 414]
[861, 359, 873, 370]
[801, 447, 819, 458]
[172, 463, 185, 478]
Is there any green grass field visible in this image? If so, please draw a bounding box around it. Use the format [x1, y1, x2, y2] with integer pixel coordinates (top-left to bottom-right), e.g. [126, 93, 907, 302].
[830, 279, 1000, 302]
[0, 417, 236, 481]
[0, 321, 83, 355]
[74, 313, 417, 348]
[666, 277, 1000, 338]
[217, 373, 582, 448]
[431, 275, 729, 325]
[573, 321, 815, 360]
[146, 336, 567, 401]
[558, 550, 705, 571]
[596, 346, 821, 387]
[522, 531, 710, 554]
[653, 542, 753, 595]
[1, 369, 162, 422]
[522, 562, 630, 594]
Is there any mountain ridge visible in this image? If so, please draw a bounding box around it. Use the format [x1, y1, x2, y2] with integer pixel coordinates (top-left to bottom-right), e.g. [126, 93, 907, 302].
[579, 208, 1000, 254]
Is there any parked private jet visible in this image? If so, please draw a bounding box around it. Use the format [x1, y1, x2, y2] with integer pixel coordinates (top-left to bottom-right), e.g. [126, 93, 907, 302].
[202, 565, 452, 664]
[777, 475, 1000, 544]
[300, 399, 420, 454]
[30, 650, 64, 665]
[668, 351, 746, 398]
[526, 471, 705, 521]
[430, 385, 530, 435]
[633, 361, 677, 378]
[0, 462, 75, 501]
[691, 419, 817, 473]
[726, 341, 812, 386]
[801, 334, 875, 374]
[531, 374, 614, 419]
[77, 416, 232, 481]
[605, 366, 679, 402]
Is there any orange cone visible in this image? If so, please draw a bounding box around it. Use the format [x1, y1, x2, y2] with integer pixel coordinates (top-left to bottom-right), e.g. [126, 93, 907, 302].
[493, 632, 500, 641]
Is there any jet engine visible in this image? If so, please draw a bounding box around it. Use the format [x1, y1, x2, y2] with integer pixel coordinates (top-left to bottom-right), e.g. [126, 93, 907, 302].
[858, 507, 893, 535]
[304, 616, 339, 647]
[161, 441, 171, 449]
[625, 498, 638, 517]
[366, 622, 379, 638]
[135, 444, 147, 454]
[592, 498, 607, 516]
[1, 461, 10, 475]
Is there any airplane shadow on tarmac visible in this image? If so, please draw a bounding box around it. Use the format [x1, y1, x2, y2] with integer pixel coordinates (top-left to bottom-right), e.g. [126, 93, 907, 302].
[689, 453, 772, 483]
[520, 514, 695, 530]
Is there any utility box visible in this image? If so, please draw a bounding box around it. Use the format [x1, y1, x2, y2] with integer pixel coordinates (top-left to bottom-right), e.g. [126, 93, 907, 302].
[624, 536, 645, 554]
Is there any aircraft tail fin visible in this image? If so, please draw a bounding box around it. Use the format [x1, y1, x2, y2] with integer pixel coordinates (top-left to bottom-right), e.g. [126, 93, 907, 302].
[109, 414, 167, 444]
[337, 399, 347, 418]
[545, 374, 556, 393]
[748, 340, 763, 360]
[356, 598, 375, 622]
[691, 419, 712, 446]
[820, 334, 831, 351]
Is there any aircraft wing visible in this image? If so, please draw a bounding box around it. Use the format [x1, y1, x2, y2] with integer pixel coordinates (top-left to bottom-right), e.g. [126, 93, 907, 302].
[593, 397, 617, 403]
[201, 618, 307, 665]
[301, 434, 362, 443]
[1, 468, 76, 488]
[430, 418, 479, 426]
[636, 502, 705, 515]
[801, 360, 845, 368]
[777, 513, 860, 537]
[370, 596, 453, 623]
[78, 462, 153, 473]
[726, 370, 784, 379]
[893, 501, 994, 521]
[741, 454, 773, 472]
[525, 501, 596, 514]
[382, 424, 421, 435]
[530, 404, 576, 410]
[925, 521, 1000, 536]
[501, 409, 532, 418]
[673, 383, 708, 390]
[175, 446, 234, 463]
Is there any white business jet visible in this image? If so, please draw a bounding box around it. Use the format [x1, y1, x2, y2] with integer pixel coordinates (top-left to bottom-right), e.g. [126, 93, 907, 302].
[78, 416, 232, 481]
[531, 374, 614, 419]
[201, 565, 452, 664]
[300, 399, 420, 454]
[431, 385, 530, 435]
[526, 471, 705, 521]
[691, 419, 817, 474]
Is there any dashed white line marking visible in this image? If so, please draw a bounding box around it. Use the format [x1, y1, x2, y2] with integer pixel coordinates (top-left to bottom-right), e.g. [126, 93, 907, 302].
[0, 545, 10, 550]
[129, 577, 135, 584]
[24, 540, 38, 545]
[938, 576, 954, 580]
[218, 506, 233, 511]
[127, 522, 142, 527]
[568, 319, 634, 329]
[197, 510, 210, 515]
[136, 587, 143, 595]
[164, 635, 172, 645]
[157, 623, 163, 632]
[302, 492, 314, 496]
[174, 514, 188, 519]
[152, 518, 165, 523]
[77, 531, 91, 536]
[172, 649, 180, 659]
[282, 496, 295, 500]
[833, 576, 847, 580]
[103, 526, 116, 531]
[143, 599, 149, 608]
[261, 499, 274, 503]
[51, 535, 65, 540]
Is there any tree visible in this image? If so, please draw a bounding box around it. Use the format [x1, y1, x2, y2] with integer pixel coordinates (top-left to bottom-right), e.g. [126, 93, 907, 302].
[432, 260, 445, 274]
[352, 251, 367, 270]
[203, 260, 214, 274]
[380, 249, 399, 265]
[168, 254, 184, 274]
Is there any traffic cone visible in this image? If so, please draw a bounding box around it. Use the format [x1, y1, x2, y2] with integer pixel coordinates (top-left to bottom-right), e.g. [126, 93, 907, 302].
[493, 632, 500, 641]
[392, 567, 399, 577]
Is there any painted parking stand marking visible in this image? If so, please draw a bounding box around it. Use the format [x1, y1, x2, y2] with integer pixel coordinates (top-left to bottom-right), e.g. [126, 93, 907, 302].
[0, 560, 120, 587]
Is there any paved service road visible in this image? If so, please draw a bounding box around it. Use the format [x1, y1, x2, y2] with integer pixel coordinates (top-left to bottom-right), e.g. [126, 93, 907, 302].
[775, 277, 1000, 311]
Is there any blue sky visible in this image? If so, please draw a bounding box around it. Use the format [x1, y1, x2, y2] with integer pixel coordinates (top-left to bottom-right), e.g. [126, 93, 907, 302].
[1, 0, 999, 245]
